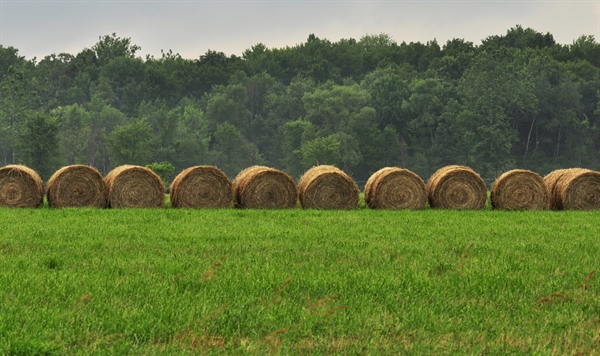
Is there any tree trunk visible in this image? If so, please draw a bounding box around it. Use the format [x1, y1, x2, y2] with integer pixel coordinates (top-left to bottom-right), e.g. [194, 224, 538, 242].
[523, 117, 535, 163]
[398, 136, 409, 167]
[554, 124, 562, 162]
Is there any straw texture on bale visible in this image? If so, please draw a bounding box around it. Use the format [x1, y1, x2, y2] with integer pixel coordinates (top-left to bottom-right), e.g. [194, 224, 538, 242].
[426, 165, 487, 210]
[298, 165, 359, 209]
[490, 169, 549, 210]
[170, 166, 232, 208]
[364, 167, 427, 209]
[104, 165, 165, 208]
[46, 165, 108, 208]
[544, 168, 600, 210]
[232, 166, 297, 209]
[543, 169, 574, 210]
[0, 165, 44, 208]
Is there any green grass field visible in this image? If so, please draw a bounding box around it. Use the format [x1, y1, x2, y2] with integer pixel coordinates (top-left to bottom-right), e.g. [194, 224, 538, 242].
[1, 207, 599, 354]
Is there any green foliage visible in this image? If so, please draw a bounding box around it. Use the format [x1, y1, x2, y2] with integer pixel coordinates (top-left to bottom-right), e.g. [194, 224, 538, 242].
[145, 161, 175, 186]
[108, 118, 153, 166]
[0, 45, 27, 81]
[300, 135, 341, 168]
[52, 104, 90, 165]
[92, 33, 141, 65]
[1, 26, 600, 180]
[212, 122, 263, 178]
[17, 112, 60, 180]
[99, 56, 145, 115]
[282, 120, 314, 177]
[170, 101, 211, 171]
[204, 82, 250, 134]
[0, 64, 35, 166]
[481, 25, 555, 50]
[138, 99, 177, 162]
[302, 83, 371, 133]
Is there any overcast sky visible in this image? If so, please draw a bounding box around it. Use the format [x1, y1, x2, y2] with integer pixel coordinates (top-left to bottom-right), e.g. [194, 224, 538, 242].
[1, 0, 599, 60]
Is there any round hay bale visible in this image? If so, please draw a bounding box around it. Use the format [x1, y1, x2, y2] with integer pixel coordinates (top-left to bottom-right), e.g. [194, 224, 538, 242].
[0, 165, 44, 208]
[548, 168, 600, 210]
[490, 169, 549, 210]
[232, 166, 297, 209]
[170, 166, 232, 208]
[46, 165, 108, 208]
[426, 165, 487, 210]
[104, 165, 165, 208]
[543, 168, 575, 210]
[298, 165, 359, 209]
[364, 167, 427, 209]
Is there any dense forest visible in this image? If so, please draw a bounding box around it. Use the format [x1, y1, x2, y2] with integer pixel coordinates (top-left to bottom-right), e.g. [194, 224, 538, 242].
[1, 25, 599, 186]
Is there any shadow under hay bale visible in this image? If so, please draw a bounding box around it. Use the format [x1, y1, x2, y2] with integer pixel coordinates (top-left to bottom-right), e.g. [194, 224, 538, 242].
[0, 165, 44, 208]
[545, 168, 600, 210]
[426, 165, 487, 210]
[170, 166, 232, 208]
[491, 169, 549, 210]
[104, 165, 165, 208]
[47, 165, 108, 208]
[298, 165, 359, 210]
[365, 167, 427, 209]
[232, 166, 297, 209]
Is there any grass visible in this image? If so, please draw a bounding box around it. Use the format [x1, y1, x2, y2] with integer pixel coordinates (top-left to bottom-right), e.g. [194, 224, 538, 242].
[0, 207, 599, 354]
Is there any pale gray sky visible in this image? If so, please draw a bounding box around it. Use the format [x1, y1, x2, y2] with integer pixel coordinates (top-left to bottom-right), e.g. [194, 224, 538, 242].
[1, 1, 599, 60]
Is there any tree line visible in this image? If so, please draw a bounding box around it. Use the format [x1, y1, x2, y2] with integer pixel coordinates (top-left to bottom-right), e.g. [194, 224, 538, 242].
[1, 25, 599, 185]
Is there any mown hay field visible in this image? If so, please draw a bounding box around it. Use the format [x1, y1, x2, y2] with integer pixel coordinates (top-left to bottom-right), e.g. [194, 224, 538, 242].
[0, 207, 599, 354]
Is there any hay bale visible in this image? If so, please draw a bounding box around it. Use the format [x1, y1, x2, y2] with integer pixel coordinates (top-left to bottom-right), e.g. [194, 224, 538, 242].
[0, 165, 44, 208]
[46, 165, 108, 208]
[545, 168, 600, 210]
[426, 165, 487, 210]
[232, 166, 297, 209]
[543, 168, 574, 210]
[104, 165, 165, 208]
[170, 166, 232, 208]
[298, 165, 359, 209]
[364, 167, 427, 209]
[490, 169, 549, 210]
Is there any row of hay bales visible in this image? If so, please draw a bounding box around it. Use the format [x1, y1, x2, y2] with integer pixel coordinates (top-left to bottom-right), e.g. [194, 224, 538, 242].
[175, 165, 361, 210]
[1, 164, 599, 210]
